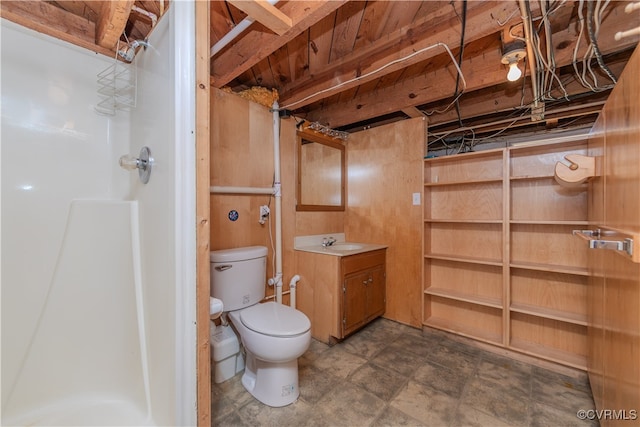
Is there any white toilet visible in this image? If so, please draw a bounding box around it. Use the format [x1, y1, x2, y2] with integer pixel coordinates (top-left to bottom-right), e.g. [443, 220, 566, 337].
[210, 246, 311, 407]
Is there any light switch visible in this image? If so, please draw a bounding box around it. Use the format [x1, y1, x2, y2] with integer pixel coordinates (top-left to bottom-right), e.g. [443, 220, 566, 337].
[412, 192, 421, 205]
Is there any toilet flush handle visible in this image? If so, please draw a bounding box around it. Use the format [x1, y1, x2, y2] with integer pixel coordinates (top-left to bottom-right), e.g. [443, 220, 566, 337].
[215, 265, 232, 271]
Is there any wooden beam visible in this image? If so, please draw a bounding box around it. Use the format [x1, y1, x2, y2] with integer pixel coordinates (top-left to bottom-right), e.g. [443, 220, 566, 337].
[211, 0, 347, 87]
[227, 0, 292, 36]
[278, 1, 522, 109]
[0, 1, 114, 57]
[306, 1, 638, 128]
[402, 107, 425, 118]
[430, 60, 627, 128]
[195, 1, 211, 425]
[96, 0, 134, 49]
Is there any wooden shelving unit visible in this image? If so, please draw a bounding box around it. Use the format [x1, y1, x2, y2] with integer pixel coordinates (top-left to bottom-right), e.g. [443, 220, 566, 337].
[423, 139, 589, 369]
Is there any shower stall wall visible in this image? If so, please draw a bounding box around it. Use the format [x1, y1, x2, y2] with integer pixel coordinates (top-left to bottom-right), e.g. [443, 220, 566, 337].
[0, 3, 197, 425]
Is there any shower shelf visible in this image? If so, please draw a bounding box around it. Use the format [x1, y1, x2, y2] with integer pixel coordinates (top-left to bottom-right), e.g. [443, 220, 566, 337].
[96, 60, 137, 115]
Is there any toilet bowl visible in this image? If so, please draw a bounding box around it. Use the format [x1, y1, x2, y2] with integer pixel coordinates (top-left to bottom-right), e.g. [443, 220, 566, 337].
[210, 246, 311, 407]
[228, 302, 310, 407]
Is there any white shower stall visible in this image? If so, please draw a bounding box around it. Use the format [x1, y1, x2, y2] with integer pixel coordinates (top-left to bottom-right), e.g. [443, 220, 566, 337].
[1, 2, 197, 426]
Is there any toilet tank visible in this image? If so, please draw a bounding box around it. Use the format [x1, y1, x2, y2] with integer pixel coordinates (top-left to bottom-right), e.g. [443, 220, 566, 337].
[210, 246, 268, 311]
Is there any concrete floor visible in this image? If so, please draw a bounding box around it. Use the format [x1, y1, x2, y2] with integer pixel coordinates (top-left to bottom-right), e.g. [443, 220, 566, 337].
[211, 318, 597, 426]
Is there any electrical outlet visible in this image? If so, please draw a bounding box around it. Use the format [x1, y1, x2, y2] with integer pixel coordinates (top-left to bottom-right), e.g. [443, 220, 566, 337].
[412, 193, 421, 205]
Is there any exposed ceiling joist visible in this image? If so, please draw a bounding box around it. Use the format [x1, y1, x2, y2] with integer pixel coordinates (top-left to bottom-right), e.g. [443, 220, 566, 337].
[211, 0, 348, 87]
[307, 3, 639, 128]
[277, 1, 525, 110]
[96, 0, 135, 49]
[0, 0, 113, 56]
[227, 0, 292, 36]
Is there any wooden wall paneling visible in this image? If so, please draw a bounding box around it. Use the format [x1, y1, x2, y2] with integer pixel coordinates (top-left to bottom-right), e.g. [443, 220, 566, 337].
[510, 179, 588, 222]
[586, 113, 606, 411]
[510, 224, 588, 271]
[210, 89, 275, 253]
[428, 296, 503, 344]
[597, 45, 640, 422]
[510, 313, 587, 369]
[210, 88, 344, 311]
[346, 118, 426, 327]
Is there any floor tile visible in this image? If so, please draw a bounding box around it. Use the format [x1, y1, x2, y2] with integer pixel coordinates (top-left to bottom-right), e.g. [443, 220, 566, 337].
[461, 376, 530, 426]
[313, 346, 368, 379]
[316, 382, 386, 426]
[349, 362, 409, 401]
[371, 405, 427, 427]
[390, 380, 458, 426]
[412, 359, 468, 398]
[370, 345, 425, 377]
[529, 402, 599, 427]
[211, 318, 599, 427]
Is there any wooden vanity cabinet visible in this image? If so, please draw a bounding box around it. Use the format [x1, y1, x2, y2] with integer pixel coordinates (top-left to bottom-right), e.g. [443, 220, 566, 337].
[295, 249, 386, 344]
[342, 249, 386, 337]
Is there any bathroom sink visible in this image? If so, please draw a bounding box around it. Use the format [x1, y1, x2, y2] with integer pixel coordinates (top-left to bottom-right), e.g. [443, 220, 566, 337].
[327, 243, 364, 251]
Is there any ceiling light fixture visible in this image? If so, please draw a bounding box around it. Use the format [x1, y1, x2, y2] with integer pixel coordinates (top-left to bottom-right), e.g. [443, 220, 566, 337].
[501, 42, 527, 82]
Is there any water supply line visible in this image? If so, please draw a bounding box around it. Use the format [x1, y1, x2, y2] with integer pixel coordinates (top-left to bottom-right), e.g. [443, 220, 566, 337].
[289, 275, 300, 309]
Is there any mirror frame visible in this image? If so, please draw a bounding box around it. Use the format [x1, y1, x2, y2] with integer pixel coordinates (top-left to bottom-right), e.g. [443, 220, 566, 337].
[296, 130, 346, 211]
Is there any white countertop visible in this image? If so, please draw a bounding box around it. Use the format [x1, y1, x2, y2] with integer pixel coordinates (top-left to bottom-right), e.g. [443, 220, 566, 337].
[294, 233, 387, 257]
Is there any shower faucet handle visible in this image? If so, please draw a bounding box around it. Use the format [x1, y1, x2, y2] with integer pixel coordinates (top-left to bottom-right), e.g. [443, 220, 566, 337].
[119, 146, 153, 184]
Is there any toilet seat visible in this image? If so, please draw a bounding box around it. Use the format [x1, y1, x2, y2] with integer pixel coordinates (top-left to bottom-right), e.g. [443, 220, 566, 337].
[240, 302, 310, 337]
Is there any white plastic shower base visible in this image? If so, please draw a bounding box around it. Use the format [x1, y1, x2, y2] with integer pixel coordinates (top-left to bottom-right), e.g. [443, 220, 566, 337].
[2, 396, 155, 426]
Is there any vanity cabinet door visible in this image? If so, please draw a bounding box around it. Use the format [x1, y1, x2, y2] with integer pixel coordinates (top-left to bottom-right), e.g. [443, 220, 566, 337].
[367, 265, 386, 320]
[342, 271, 370, 336]
[341, 250, 387, 337]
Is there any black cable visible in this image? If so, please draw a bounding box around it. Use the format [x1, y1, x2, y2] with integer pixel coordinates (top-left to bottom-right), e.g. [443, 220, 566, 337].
[586, 0, 617, 84]
[453, 0, 467, 128]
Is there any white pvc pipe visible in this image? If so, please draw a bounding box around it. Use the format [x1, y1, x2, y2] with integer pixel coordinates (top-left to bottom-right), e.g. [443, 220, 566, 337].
[518, 0, 541, 114]
[210, 185, 274, 195]
[210, 0, 281, 57]
[273, 101, 284, 304]
[289, 275, 300, 309]
[615, 26, 640, 41]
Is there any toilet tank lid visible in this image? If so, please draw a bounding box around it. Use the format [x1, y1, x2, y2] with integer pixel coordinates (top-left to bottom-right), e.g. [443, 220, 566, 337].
[210, 246, 268, 263]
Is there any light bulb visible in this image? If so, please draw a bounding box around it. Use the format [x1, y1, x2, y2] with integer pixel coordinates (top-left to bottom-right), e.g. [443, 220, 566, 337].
[507, 61, 522, 82]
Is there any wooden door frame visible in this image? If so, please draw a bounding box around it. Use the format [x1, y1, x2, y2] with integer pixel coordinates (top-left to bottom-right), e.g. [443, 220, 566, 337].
[195, 1, 211, 425]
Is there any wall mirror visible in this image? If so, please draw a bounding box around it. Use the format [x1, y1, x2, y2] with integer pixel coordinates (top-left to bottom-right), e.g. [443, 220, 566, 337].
[296, 130, 345, 211]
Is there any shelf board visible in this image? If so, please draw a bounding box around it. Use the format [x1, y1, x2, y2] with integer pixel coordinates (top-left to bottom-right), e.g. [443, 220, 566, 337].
[424, 317, 502, 346]
[509, 338, 587, 370]
[510, 303, 587, 326]
[425, 219, 503, 224]
[425, 287, 502, 309]
[509, 220, 589, 225]
[510, 261, 589, 276]
[510, 175, 555, 181]
[426, 253, 503, 267]
[424, 178, 502, 187]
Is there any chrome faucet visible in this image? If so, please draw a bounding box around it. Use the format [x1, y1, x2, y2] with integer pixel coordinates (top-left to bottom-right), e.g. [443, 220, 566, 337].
[322, 236, 337, 247]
